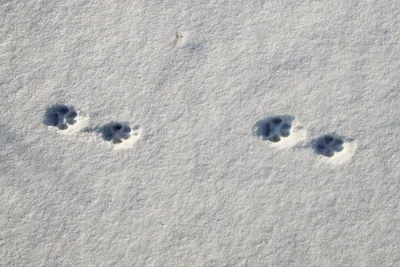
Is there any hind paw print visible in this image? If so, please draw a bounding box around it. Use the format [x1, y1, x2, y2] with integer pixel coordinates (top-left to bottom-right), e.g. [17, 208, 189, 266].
[314, 134, 357, 164]
[315, 135, 345, 158]
[101, 122, 132, 143]
[100, 122, 142, 148]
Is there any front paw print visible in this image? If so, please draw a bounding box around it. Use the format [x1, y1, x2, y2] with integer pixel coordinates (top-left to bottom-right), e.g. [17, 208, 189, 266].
[45, 104, 79, 130]
[262, 117, 292, 143]
[316, 135, 344, 158]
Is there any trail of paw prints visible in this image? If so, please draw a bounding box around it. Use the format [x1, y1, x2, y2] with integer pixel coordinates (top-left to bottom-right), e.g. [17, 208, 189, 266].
[314, 134, 356, 164]
[44, 105, 142, 149]
[99, 122, 142, 149]
[44, 104, 89, 134]
[253, 115, 307, 149]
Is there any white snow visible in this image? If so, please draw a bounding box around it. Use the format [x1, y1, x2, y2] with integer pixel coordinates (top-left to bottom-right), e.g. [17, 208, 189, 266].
[327, 140, 357, 165]
[1, 0, 399, 266]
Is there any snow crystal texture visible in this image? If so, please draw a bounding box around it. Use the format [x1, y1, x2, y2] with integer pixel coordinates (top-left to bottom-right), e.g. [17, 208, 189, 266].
[1, 1, 399, 266]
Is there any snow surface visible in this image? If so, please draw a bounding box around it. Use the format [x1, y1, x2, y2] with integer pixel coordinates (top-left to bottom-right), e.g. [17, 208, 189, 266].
[1, 0, 399, 266]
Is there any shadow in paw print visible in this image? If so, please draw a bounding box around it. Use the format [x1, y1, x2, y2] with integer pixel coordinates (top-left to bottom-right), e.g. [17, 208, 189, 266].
[253, 115, 294, 142]
[314, 134, 345, 158]
[44, 104, 78, 130]
[99, 122, 132, 144]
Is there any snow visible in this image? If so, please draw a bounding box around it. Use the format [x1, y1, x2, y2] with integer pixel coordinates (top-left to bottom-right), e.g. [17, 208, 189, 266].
[327, 140, 357, 165]
[1, 0, 399, 266]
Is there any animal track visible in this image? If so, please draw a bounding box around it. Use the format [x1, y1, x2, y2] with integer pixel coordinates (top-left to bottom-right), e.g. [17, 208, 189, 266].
[258, 116, 292, 142]
[99, 122, 142, 147]
[313, 134, 357, 164]
[315, 135, 345, 158]
[44, 104, 79, 130]
[44, 104, 141, 148]
[100, 122, 131, 143]
[253, 115, 307, 149]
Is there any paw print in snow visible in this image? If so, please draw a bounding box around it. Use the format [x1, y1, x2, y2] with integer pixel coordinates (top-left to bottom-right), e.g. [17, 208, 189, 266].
[315, 135, 344, 158]
[100, 122, 142, 148]
[314, 134, 357, 164]
[262, 117, 292, 142]
[101, 122, 132, 143]
[45, 104, 79, 130]
[253, 115, 307, 148]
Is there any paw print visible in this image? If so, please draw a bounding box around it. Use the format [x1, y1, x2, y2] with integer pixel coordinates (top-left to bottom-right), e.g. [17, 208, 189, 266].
[315, 135, 344, 157]
[45, 104, 78, 130]
[99, 122, 142, 146]
[261, 117, 292, 142]
[254, 115, 307, 148]
[100, 122, 132, 144]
